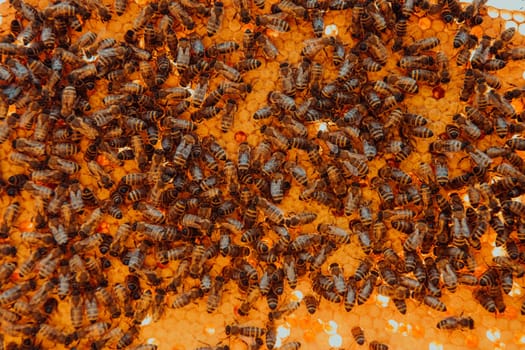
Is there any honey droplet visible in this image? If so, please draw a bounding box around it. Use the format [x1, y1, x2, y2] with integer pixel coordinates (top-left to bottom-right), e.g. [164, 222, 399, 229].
[234, 131, 247, 143]
[266, 29, 280, 38]
[471, 25, 484, 38]
[465, 334, 479, 348]
[432, 86, 445, 100]
[18, 220, 34, 231]
[501, 305, 519, 320]
[10, 271, 20, 282]
[96, 154, 110, 167]
[303, 329, 316, 343]
[418, 17, 431, 30]
[412, 324, 425, 338]
[233, 304, 241, 317]
[96, 221, 109, 233]
[156, 262, 169, 269]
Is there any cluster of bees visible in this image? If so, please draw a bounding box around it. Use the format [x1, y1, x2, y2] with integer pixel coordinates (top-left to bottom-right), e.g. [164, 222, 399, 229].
[0, 0, 524, 349]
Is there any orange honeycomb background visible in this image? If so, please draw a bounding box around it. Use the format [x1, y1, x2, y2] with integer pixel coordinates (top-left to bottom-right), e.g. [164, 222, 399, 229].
[0, 0, 525, 350]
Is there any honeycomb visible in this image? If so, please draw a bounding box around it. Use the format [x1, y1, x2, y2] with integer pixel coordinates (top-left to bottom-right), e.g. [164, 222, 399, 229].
[0, 0, 524, 349]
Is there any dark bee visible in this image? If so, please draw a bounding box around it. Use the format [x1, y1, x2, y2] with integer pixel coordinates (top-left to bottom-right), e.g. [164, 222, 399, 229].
[474, 289, 496, 313]
[377, 259, 398, 286]
[255, 31, 279, 60]
[506, 137, 525, 151]
[454, 26, 470, 48]
[206, 41, 240, 58]
[423, 295, 447, 312]
[207, 2, 224, 36]
[351, 326, 365, 345]
[113, 0, 128, 15]
[301, 36, 334, 59]
[256, 13, 291, 32]
[303, 294, 319, 314]
[226, 324, 266, 337]
[279, 341, 301, 350]
[357, 270, 378, 305]
[369, 341, 389, 350]
[273, 0, 306, 18]
[206, 276, 226, 313]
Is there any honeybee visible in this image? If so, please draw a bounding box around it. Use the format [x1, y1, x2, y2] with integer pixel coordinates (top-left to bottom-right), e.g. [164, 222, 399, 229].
[81, 290, 100, 324]
[369, 341, 389, 350]
[16, 244, 45, 279]
[299, 294, 318, 315]
[0, 201, 20, 238]
[169, 36, 191, 72]
[37, 323, 68, 344]
[69, 284, 84, 329]
[204, 275, 225, 314]
[206, 41, 240, 59]
[493, 256, 525, 277]
[12, 137, 45, 157]
[284, 212, 316, 228]
[437, 258, 459, 293]
[499, 46, 525, 60]
[9, 150, 42, 169]
[59, 85, 77, 117]
[376, 259, 398, 286]
[255, 196, 285, 225]
[453, 26, 470, 49]
[111, 325, 138, 349]
[398, 56, 434, 73]
[357, 270, 378, 305]
[423, 295, 447, 312]
[48, 155, 81, 174]
[130, 345, 158, 350]
[207, 1, 224, 36]
[171, 287, 203, 309]
[407, 66, 438, 84]
[163, 1, 194, 28]
[253, 31, 278, 60]
[462, 0, 487, 24]
[172, 134, 196, 168]
[278, 341, 301, 350]
[386, 74, 418, 94]
[470, 37, 490, 68]
[256, 13, 291, 33]
[112, 0, 128, 15]
[0, 280, 36, 309]
[273, 0, 306, 17]
[301, 36, 334, 59]
[503, 200, 525, 217]
[466, 147, 492, 170]
[237, 26, 256, 55]
[269, 299, 301, 321]
[351, 326, 365, 345]
[213, 61, 243, 85]
[86, 161, 113, 189]
[500, 26, 516, 42]
[76, 321, 111, 341]
[34, 246, 60, 280]
[226, 324, 266, 337]
[436, 316, 474, 329]
[130, 288, 153, 324]
[326, 263, 345, 295]
[405, 37, 440, 55]
[217, 99, 238, 133]
[473, 289, 496, 313]
[371, 177, 394, 209]
[318, 223, 351, 244]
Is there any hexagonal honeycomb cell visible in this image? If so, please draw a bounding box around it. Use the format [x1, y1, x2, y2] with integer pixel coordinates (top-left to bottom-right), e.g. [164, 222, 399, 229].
[0, 0, 524, 350]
